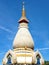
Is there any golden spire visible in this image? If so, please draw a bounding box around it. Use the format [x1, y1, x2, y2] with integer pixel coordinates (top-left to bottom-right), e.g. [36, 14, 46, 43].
[22, 2, 25, 17]
[19, 2, 29, 23]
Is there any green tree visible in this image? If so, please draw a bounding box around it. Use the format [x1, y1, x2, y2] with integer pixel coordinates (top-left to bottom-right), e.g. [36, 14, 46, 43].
[44, 61, 49, 65]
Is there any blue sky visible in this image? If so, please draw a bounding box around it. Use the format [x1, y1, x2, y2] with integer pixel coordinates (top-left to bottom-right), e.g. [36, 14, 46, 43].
[0, 0, 49, 64]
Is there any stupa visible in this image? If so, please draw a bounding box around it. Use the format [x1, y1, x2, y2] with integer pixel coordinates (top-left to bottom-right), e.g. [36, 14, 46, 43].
[2, 2, 44, 65]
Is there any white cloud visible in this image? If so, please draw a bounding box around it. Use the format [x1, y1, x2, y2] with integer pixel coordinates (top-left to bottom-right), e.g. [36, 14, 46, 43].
[8, 37, 13, 40]
[35, 48, 49, 51]
[0, 25, 13, 34]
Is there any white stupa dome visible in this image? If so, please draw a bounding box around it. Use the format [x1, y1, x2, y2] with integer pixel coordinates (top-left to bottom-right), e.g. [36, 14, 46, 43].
[13, 27, 34, 49]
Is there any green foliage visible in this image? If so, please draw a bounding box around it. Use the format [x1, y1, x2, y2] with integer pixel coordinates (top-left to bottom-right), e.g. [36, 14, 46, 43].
[44, 61, 49, 65]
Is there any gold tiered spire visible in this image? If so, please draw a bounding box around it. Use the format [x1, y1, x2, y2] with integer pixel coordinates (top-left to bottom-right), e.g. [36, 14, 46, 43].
[19, 2, 29, 23]
[22, 2, 25, 17]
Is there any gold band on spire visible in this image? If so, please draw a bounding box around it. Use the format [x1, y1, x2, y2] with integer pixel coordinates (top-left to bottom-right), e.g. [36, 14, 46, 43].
[22, 2, 25, 17]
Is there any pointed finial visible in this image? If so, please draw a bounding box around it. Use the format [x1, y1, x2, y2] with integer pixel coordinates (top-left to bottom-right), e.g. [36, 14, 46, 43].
[23, 2, 24, 10]
[22, 2, 25, 17]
